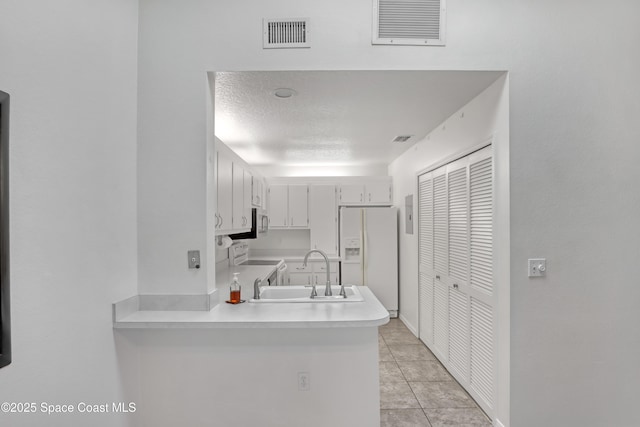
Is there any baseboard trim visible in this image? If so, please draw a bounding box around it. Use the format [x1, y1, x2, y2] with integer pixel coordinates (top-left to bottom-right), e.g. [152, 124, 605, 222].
[399, 314, 418, 337]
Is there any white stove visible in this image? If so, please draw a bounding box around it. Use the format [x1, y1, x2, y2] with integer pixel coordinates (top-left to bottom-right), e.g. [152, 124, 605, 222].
[230, 243, 287, 286]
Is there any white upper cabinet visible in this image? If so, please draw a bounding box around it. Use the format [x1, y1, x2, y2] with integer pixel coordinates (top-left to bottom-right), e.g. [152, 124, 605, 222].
[251, 176, 264, 208]
[268, 185, 288, 227]
[365, 182, 392, 204]
[243, 169, 252, 221]
[288, 185, 309, 227]
[338, 180, 392, 206]
[268, 184, 309, 228]
[338, 184, 365, 204]
[231, 162, 251, 231]
[309, 185, 338, 255]
[216, 146, 252, 236]
[215, 150, 233, 235]
[232, 163, 244, 230]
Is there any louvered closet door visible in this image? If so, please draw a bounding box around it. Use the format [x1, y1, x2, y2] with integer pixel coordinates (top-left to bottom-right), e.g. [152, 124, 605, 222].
[432, 165, 449, 361]
[446, 159, 470, 382]
[417, 145, 496, 419]
[418, 173, 435, 345]
[467, 147, 496, 415]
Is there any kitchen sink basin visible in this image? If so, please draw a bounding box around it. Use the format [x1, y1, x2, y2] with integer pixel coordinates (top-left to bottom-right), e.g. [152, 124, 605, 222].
[249, 285, 364, 303]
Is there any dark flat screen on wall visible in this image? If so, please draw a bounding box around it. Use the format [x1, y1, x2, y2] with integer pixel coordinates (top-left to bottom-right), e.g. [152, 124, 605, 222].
[0, 90, 11, 369]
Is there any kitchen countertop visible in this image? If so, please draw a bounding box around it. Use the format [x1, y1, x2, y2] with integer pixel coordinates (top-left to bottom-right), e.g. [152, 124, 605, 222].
[112, 285, 389, 329]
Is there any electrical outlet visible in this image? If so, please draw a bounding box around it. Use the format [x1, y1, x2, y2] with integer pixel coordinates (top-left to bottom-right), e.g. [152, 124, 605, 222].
[528, 258, 546, 277]
[188, 250, 201, 269]
[298, 372, 310, 391]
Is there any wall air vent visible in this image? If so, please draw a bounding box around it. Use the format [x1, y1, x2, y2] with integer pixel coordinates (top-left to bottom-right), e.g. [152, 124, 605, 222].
[392, 135, 413, 143]
[263, 18, 310, 49]
[373, 0, 446, 46]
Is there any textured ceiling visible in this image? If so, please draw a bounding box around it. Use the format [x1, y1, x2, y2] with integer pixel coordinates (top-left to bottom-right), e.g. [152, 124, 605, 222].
[214, 70, 503, 169]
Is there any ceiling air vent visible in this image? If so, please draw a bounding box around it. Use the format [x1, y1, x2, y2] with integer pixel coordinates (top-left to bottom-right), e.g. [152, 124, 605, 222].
[372, 0, 446, 46]
[263, 18, 310, 49]
[392, 135, 413, 143]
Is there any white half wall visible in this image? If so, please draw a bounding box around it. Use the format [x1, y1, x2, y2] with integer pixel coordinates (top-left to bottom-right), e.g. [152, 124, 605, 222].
[133, 328, 380, 427]
[0, 1, 140, 426]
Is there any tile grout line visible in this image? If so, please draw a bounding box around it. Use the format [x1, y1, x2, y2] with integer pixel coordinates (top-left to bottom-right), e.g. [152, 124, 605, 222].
[383, 322, 491, 426]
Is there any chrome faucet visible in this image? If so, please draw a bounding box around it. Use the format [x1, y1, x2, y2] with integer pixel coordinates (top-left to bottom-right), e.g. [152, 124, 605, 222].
[253, 278, 262, 300]
[303, 249, 331, 298]
[303, 249, 346, 298]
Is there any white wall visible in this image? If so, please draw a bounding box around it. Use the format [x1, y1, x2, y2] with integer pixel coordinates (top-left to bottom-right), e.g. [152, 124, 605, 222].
[389, 75, 510, 421]
[136, 0, 640, 426]
[0, 1, 140, 426]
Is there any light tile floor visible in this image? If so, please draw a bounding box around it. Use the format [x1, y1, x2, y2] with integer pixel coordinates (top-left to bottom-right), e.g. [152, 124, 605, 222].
[379, 319, 492, 427]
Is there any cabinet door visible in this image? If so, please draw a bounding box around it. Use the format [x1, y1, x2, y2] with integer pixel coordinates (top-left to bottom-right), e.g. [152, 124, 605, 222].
[287, 273, 312, 286]
[216, 150, 233, 233]
[365, 182, 392, 205]
[261, 180, 267, 213]
[232, 162, 245, 230]
[339, 184, 364, 204]
[243, 169, 252, 223]
[309, 185, 338, 255]
[252, 176, 264, 208]
[288, 185, 308, 227]
[268, 185, 288, 227]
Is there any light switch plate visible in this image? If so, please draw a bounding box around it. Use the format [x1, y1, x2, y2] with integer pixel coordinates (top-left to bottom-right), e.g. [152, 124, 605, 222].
[528, 258, 546, 277]
[188, 250, 201, 269]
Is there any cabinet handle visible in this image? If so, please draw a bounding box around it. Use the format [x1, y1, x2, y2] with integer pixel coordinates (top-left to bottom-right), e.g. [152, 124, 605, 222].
[369, 193, 371, 202]
[215, 214, 219, 228]
[360, 193, 363, 202]
[219, 216, 223, 227]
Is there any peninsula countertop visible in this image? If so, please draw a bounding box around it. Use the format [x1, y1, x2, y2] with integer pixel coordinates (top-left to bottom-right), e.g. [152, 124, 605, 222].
[112, 285, 389, 329]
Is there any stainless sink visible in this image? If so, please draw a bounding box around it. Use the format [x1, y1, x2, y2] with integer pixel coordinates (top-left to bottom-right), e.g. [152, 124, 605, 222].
[249, 285, 364, 303]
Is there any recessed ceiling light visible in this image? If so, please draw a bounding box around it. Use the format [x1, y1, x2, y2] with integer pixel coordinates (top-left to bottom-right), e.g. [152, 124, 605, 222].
[274, 88, 297, 99]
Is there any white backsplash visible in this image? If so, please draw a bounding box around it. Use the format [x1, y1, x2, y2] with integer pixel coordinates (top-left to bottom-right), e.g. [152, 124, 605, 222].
[249, 229, 310, 251]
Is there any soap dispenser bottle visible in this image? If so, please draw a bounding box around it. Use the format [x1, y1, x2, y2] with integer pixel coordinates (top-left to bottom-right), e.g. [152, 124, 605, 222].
[229, 272, 241, 303]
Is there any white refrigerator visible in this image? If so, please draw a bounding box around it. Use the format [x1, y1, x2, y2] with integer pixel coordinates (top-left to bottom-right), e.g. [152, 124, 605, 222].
[339, 206, 398, 316]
